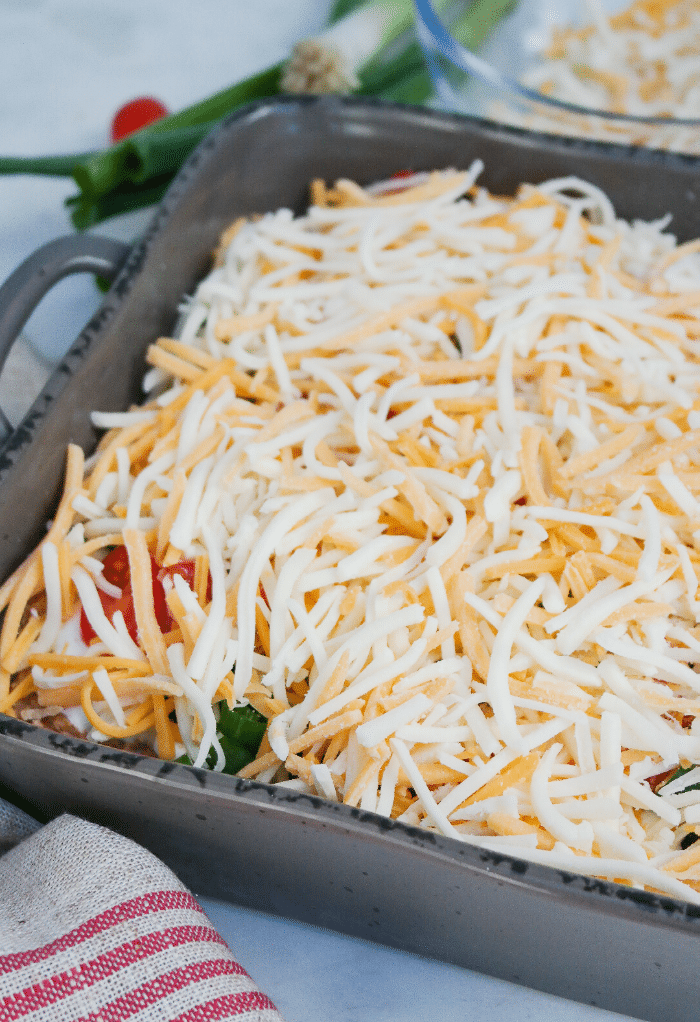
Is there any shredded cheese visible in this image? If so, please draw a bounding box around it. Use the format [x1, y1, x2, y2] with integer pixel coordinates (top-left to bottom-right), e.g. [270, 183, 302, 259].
[494, 0, 700, 154]
[6, 164, 700, 902]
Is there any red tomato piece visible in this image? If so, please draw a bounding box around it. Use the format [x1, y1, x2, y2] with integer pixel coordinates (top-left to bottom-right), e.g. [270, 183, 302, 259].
[157, 560, 196, 590]
[156, 560, 195, 634]
[646, 767, 676, 794]
[157, 560, 211, 605]
[150, 562, 171, 634]
[111, 96, 168, 142]
[80, 549, 168, 644]
[379, 169, 416, 197]
[80, 581, 138, 645]
[101, 546, 131, 588]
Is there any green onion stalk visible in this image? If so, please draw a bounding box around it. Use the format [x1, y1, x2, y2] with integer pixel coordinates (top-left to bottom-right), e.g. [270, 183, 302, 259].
[0, 0, 514, 230]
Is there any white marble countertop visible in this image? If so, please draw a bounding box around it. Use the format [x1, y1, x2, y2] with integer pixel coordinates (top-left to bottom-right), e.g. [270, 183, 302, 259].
[0, 2, 641, 1019]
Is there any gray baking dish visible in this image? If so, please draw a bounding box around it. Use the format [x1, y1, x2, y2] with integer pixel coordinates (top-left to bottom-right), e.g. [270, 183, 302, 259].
[0, 96, 700, 1021]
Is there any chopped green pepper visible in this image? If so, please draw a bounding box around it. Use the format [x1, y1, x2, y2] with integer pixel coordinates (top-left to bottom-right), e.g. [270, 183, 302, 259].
[176, 702, 267, 776]
[217, 701, 267, 756]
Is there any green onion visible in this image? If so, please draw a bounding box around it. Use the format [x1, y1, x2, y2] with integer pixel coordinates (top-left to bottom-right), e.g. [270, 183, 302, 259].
[357, 0, 516, 104]
[66, 174, 176, 232]
[329, 0, 368, 19]
[280, 0, 417, 95]
[0, 0, 514, 229]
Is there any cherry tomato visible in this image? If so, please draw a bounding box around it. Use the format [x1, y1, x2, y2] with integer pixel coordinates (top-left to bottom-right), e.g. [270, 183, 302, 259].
[110, 96, 168, 142]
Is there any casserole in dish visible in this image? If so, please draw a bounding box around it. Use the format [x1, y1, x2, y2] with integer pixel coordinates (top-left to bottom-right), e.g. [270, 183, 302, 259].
[1, 97, 700, 1020]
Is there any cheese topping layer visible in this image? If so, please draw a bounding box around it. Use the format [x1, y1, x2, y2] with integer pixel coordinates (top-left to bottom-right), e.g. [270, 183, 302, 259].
[5, 165, 700, 901]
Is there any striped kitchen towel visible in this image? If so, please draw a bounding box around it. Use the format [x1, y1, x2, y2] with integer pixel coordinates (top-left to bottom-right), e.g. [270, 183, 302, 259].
[0, 808, 285, 1021]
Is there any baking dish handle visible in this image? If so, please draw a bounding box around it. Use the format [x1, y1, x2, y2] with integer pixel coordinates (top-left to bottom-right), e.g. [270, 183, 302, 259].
[0, 234, 131, 439]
